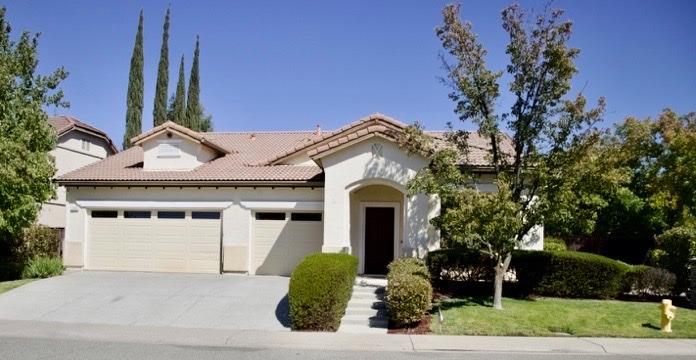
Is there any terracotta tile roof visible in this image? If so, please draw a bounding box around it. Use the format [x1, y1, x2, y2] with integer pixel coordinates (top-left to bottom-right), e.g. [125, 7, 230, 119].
[57, 113, 513, 185]
[48, 115, 118, 154]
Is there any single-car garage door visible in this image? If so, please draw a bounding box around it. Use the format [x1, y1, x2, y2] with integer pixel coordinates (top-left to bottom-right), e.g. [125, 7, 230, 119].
[252, 211, 323, 275]
[87, 210, 221, 273]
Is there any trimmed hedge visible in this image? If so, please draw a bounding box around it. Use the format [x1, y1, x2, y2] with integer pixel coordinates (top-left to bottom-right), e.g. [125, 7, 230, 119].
[513, 250, 630, 299]
[427, 248, 633, 299]
[386, 258, 432, 326]
[623, 265, 676, 297]
[543, 236, 568, 252]
[426, 248, 494, 284]
[21, 256, 63, 279]
[288, 253, 358, 331]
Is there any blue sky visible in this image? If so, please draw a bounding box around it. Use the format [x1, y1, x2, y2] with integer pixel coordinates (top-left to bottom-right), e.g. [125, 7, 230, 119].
[4, 0, 695, 147]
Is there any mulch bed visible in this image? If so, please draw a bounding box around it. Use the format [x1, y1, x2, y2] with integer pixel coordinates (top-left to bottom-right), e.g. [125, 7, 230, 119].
[388, 315, 431, 334]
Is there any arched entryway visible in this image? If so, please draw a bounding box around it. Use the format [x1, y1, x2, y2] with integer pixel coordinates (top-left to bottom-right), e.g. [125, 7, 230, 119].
[348, 181, 405, 275]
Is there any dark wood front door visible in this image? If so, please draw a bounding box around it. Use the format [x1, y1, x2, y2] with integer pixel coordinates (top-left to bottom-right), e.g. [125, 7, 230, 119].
[364, 207, 395, 275]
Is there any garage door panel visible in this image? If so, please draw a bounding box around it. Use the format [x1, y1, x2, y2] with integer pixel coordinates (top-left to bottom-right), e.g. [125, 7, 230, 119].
[87, 211, 221, 273]
[252, 213, 323, 276]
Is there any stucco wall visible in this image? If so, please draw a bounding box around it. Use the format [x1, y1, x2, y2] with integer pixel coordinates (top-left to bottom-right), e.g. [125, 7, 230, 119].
[37, 132, 112, 228]
[320, 136, 440, 258]
[142, 133, 218, 170]
[349, 184, 404, 258]
[63, 186, 323, 273]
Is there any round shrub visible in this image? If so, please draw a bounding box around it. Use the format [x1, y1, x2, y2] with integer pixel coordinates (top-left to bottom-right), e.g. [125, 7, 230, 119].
[21, 256, 63, 279]
[426, 248, 494, 283]
[386, 257, 432, 326]
[543, 236, 567, 252]
[513, 250, 630, 299]
[650, 226, 696, 291]
[624, 265, 676, 297]
[288, 253, 358, 331]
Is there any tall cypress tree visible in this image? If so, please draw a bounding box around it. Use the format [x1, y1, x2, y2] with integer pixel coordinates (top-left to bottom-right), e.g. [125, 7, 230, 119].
[123, 10, 144, 150]
[153, 7, 170, 126]
[185, 36, 201, 130]
[172, 55, 186, 125]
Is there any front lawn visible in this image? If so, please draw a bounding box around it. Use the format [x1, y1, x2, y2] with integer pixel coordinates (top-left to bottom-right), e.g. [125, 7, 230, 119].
[0, 279, 35, 295]
[432, 297, 696, 338]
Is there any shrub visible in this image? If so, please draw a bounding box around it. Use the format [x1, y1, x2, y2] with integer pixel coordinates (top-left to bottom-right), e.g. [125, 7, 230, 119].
[650, 226, 696, 291]
[387, 257, 429, 280]
[513, 250, 630, 299]
[288, 253, 358, 331]
[386, 257, 432, 326]
[624, 265, 676, 296]
[543, 236, 567, 251]
[0, 262, 23, 281]
[426, 248, 494, 284]
[13, 225, 61, 263]
[21, 256, 63, 279]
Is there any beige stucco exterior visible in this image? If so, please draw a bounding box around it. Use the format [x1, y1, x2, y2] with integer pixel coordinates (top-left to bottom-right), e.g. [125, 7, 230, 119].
[37, 130, 114, 228]
[142, 132, 219, 170]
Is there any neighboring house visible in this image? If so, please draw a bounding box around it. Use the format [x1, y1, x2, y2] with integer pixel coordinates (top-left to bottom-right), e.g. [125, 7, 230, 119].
[57, 113, 542, 276]
[38, 116, 117, 233]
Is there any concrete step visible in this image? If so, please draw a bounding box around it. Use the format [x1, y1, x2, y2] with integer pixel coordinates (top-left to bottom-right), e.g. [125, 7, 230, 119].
[350, 291, 382, 301]
[347, 298, 386, 310]
[337, 323, 388, 334]
[344, 307, 381, 316]
[340, 314, 389, 328]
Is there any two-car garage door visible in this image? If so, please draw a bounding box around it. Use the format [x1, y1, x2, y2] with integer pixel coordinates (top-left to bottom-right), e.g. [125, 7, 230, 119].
[87, 210, 221, 273]
[85, 208, 323, 276]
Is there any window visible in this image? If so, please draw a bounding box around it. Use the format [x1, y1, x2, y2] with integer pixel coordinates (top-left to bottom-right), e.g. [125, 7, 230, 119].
[290, 212, 322, 222]
[157, 211, 185, 219]
[255, 212, 286, 221]
[192, 211, 220, 220]
[81, 139, 90, 151]
[91, 210, 117, 218]
[157, 141, 181, 158]
[124, 211, 150, 219]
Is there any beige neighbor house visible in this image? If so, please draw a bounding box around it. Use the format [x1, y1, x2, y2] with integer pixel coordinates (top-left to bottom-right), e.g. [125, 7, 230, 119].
[38, 116, 117, 234]
[57, 113, 543, 276]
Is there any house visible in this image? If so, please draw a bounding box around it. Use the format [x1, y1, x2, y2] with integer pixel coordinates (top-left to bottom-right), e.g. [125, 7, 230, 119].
[57, 113, 543, 276]
[38, 116, 117, 233]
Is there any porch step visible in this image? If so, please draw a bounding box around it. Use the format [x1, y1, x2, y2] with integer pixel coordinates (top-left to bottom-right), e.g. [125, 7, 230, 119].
[339, 283, 389, 334]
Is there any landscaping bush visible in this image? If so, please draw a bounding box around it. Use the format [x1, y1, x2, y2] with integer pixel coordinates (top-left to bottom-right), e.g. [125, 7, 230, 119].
[623, 265, 676, 297]
[426, 248, 494, 284]
[288, 253, 358, 331]
[21, 256, 63, 279]
[13, 225, 61, 263]
[649, 226, 696, 291]
[386, 257, 432, 326]
[0, 262, 23, 281]
[513, 250, 630, 299]
[543, 236, 567, 252]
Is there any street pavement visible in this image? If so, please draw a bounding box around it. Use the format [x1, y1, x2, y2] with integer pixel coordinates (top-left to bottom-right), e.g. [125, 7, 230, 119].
[1, 336, 694, 360]
[0, 319, 694, 358]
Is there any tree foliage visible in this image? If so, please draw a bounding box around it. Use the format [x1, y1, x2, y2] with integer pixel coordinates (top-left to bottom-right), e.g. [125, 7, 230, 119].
[184, 36, 212, 131]
[153, 7, 170, 126]
[403, 3, 604, 309]
[167, 54, 186, 125]
[0, 7, 67, 253]
[122, 10, 144, 149]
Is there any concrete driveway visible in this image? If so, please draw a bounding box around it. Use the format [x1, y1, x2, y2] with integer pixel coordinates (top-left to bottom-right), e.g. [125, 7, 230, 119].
[0, 271, 290, 331]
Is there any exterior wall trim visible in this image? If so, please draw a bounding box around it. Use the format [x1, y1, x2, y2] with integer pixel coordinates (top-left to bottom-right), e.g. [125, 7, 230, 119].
[239, 201, 324, 210]
[358, 201, 400, 274]
[75, 200, 233, 210]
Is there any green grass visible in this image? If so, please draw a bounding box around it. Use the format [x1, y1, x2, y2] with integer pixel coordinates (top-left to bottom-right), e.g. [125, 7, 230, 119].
[432, 297, 696, 338]
[0, 279, 35, 295]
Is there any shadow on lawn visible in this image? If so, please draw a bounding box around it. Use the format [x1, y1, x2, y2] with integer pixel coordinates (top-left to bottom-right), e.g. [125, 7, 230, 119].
[436, 296, 536, 310]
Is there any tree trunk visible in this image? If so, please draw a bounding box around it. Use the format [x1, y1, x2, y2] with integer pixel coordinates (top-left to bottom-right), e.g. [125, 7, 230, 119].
[493, 252, 512, 310]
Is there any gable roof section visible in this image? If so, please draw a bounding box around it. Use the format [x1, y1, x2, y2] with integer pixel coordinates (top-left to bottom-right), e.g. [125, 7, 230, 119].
[130, 121, 231, 155]
[57, 113, 514, 185]
[48, 116, 118, 154]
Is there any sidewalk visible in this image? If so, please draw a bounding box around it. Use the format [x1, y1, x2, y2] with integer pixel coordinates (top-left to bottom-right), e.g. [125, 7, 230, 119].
[0, 319, 694, 356]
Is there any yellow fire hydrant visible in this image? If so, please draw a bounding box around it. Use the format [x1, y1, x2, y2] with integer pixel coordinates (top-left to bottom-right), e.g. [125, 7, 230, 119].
[659, 299, 677, 332]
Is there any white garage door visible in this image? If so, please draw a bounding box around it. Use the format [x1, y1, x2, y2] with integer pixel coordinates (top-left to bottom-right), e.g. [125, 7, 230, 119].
[252, 211, 323, 276]
[87, 210, 221, 273]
